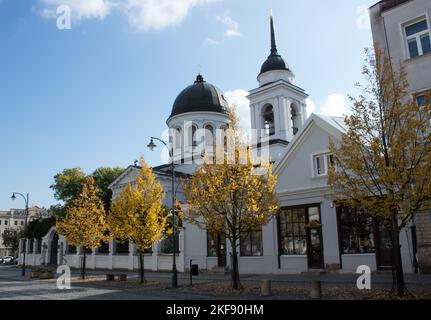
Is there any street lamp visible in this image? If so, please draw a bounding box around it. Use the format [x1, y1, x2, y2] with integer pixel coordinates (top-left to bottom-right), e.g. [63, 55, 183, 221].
[11, 192, 29, 276]
[147, 137, 178, 288]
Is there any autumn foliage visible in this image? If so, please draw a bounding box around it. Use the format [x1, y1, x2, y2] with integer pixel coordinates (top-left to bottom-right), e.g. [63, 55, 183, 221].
[183, 108, 279, 290]
[108, 157, 169, 283]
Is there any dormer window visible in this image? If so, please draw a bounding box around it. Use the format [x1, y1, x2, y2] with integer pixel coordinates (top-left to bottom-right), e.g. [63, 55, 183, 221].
[263, 105, 275, 136]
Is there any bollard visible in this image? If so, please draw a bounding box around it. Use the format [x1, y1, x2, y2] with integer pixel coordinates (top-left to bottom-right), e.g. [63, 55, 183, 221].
[310, 280, 321, 299]
[260, 280, 271, 297]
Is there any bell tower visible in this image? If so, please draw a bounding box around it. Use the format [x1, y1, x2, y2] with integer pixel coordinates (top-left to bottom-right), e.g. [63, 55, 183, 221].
[248, 14, 309, 164]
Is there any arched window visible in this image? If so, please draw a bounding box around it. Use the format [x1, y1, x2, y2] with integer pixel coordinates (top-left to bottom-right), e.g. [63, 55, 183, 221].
[204, 124, 214, 146]
[192, 125, 198, 147]
[202, 124, 214, 159]
[263, 105, 275, 136]
[291, 104, 299, 135]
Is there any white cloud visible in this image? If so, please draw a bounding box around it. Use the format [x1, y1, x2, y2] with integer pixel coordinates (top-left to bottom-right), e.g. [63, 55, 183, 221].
[203, 37, 220, 46]
[38, 0, 113, 21]
[356, 5, 371, 30]
[124, 0, 215, 31]
[224, 89, 250, 133]
[306, 98, 316, 118]
[37, 0, 218, 30]
[216, 13, 242, 37]
[306, 93, 350, 118]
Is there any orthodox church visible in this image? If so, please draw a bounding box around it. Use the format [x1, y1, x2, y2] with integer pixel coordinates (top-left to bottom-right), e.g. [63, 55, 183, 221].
[20, 16, 416, 275]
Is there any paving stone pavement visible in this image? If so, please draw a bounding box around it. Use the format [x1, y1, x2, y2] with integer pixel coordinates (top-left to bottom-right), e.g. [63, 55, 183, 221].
[1, 265, 430, 300]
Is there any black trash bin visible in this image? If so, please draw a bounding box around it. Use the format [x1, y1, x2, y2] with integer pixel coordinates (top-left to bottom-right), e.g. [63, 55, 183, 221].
[191, 264, 199, 276]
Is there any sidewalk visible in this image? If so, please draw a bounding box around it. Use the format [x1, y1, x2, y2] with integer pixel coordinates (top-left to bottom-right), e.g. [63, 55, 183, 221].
[7, 265, 431, 287]
[1, 265, 431, 300]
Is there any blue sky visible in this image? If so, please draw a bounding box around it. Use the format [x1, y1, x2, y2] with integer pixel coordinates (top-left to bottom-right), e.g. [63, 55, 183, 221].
[0, 0, 376, 209]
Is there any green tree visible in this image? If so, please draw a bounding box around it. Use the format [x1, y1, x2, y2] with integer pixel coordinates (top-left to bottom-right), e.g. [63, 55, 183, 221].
[2, 229, 21, 257]
[50, 168, 87, 205]
[50, 167, 123, 217]
[24, 218, 55, 240]
[92, 167, 124, 211]
[327, 48, 431, 297]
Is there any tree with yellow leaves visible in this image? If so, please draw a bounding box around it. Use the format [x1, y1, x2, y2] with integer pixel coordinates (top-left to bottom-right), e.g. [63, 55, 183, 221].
[328, 47, 431, 297]
[108, 157, 169, 284]
[182, 108, 279, 290]
[56, 177, 109, 279]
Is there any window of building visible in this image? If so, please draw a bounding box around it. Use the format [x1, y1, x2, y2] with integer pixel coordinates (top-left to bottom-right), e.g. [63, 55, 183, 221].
[36, 239, 42, 254]
[14, 221, 18, 226]
[207, 231, 218, 257]
[98, 241, 110, 254]
[263, 105, 275, 136]
[20, 221, 24, 226]
[207, 231, 226, 257]
[240, 228, 263, 256]
[337, 205, 375, 254]
[0, 220, 2, 225]
[161, 234, 179, 254]
[192, 125, 198, 147]
[67, 244, 77, 254]
[278, 207, 308, 255]
[114, 240, 129, 254]
[291, 105, 300, 135]
[416, 92, 430, 106]
[5, 221, 8, 226]
[404, 18, 431, 59]
[313, 153, 333, 177]
[417, 94, 426, 106]
[204, 124, 215, 148]
[28, 239, 34, 253]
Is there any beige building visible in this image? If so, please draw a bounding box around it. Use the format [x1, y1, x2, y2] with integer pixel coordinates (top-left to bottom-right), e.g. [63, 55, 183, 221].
[0, 207, 48, 257]
[370, 0, 431, 273]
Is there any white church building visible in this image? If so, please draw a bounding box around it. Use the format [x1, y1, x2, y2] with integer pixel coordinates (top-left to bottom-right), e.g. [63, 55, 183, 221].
[19, 16, 417, 275]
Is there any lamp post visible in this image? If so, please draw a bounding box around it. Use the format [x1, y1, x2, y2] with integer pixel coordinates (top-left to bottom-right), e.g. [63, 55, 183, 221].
[147, 137, 178, 288]
[11, 192, 29, 276]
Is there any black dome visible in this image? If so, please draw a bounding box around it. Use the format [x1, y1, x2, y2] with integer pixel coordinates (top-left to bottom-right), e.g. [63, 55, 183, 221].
[260, 54, 288, 75]
[170, 74, 229, 118]
[259, 15, 290, 76]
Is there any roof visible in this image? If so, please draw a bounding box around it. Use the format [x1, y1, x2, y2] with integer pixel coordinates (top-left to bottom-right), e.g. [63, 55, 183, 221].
[274, 113, 347, 175]
[370, 0, 412, 12]
[108, 164, 191, 190]
[169, 74, 229, 119]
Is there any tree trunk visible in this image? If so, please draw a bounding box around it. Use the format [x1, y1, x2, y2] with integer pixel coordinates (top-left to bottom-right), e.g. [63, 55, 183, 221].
[229, 238, 241, 290]
[81, 251, 86, 280]
[139, 252, 145, 284]
[391, 214, 405, 297]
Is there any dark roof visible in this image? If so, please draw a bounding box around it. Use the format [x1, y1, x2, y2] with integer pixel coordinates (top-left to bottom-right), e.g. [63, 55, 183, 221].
[259, 15, 290, 76]
[260, 55, 289, 75]
[371, 0, 411, 12]
[169, 74, 229, 118]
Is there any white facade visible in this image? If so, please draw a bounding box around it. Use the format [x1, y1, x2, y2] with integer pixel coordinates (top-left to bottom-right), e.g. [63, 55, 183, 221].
[370, 0, 431, 95]
[369, 0, 431, 272]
